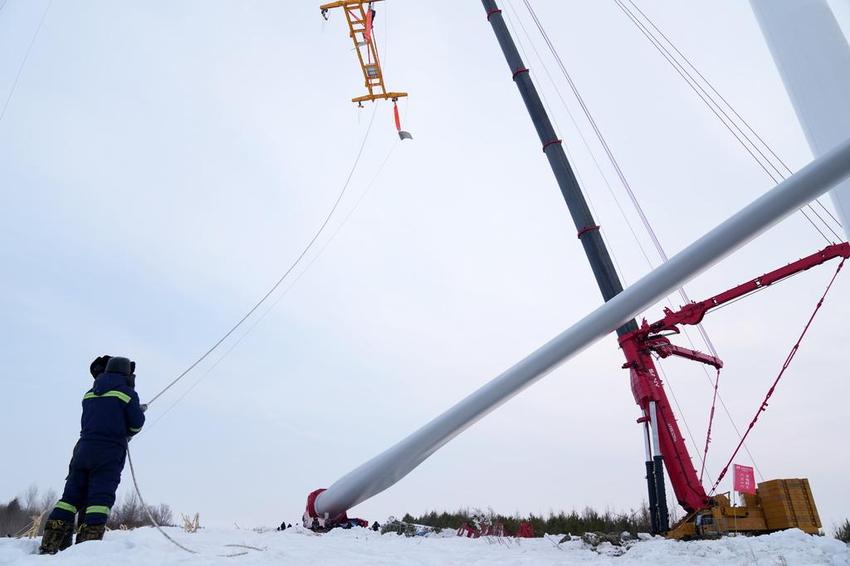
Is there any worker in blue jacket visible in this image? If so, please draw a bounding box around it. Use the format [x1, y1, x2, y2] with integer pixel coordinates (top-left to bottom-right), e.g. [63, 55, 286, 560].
[39, 356, 146, 554]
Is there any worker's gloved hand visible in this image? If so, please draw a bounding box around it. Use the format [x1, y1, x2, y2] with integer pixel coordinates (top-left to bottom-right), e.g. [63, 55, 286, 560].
[140, 403, 148, 413]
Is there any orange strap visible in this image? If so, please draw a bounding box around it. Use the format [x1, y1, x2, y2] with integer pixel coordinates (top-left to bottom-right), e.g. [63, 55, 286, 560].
[393, 101, 401, 131]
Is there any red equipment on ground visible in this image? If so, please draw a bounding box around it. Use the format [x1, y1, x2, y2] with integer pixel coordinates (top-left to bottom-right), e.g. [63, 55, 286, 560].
[456, 521, 506, 538]
[515, 522, 534, 538]
[456, 522, 479, 538]
[303, 488, 368, 531]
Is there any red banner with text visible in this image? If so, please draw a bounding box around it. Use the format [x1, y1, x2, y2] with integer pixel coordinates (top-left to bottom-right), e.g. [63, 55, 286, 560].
[733, 464, 756, 495]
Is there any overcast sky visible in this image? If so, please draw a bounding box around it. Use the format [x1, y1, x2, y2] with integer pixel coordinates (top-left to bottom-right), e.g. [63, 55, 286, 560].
[1, 1, 848, 532]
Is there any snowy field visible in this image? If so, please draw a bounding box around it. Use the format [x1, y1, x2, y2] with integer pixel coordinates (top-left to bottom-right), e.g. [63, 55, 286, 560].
[1, 527, 848, 565]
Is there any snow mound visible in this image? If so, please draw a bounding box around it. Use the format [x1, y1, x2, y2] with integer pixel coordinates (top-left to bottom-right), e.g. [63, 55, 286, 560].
[1, 527, 847, 565]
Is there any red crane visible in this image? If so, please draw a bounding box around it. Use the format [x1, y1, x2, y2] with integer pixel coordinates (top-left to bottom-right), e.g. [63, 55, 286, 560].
[619, 242, 849, 521]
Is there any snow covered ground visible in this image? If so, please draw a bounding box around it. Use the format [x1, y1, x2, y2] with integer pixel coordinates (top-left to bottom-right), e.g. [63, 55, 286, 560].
[1, 526, 848, 565]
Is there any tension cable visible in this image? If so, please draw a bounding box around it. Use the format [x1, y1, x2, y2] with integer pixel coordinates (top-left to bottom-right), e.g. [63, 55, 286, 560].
[698, 367, 721, 484]
[613, 0, 842, 242]
[519, 0, 762, 475]
[710, 257, 846, 494]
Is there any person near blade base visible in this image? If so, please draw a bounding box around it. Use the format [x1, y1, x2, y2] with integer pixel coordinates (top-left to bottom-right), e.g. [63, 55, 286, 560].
[39, 356, 146, 554]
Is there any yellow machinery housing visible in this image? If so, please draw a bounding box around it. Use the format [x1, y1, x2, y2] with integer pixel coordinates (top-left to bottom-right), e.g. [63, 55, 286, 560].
[668, 478, 822, 540]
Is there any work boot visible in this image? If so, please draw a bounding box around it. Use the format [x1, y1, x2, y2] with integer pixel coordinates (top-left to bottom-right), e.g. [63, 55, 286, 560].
[38, 519, 74, 555]
[75, 523, 106, 544]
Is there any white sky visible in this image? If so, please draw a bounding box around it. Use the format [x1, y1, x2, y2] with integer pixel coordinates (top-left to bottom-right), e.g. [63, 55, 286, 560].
[1, 0, 847, 532]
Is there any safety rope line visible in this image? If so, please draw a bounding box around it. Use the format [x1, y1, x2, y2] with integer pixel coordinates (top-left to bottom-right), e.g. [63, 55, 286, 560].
[127, 446, 261, 557]
[127, 446, 197, 554]
[0, 0, 52, 126]
[699, 367, 721, 484]
[146, 140, 402, 430]
[710, 257, 846, 494]
[145, 104, 378, 407]
[123, 107, 390, 553]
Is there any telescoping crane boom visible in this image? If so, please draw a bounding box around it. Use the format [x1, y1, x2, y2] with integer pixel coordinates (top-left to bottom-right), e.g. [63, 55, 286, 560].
[480, 0, 678, 532]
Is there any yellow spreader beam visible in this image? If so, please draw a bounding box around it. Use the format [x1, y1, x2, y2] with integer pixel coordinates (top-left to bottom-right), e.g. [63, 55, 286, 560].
[320, 0, 408, 104]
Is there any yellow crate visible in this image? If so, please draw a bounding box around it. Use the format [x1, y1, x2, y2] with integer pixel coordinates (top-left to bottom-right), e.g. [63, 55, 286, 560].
[757, 478, 821, 533]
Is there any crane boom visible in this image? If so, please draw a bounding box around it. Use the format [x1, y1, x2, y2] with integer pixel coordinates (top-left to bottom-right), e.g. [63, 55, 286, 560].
[644, 242, 850, 335]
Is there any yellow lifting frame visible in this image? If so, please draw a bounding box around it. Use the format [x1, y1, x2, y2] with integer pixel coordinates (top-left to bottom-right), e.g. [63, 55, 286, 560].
[320, 0, 408, 104]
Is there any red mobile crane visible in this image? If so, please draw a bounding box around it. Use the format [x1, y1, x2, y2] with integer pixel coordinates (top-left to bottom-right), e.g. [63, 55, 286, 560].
[620, 242, 848, 537]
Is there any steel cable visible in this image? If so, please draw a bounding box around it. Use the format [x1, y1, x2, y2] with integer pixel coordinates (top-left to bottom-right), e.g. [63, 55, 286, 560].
[0, 0, 52, 126]
[614, 0, 842, 242]
[519, 0, 767, 477]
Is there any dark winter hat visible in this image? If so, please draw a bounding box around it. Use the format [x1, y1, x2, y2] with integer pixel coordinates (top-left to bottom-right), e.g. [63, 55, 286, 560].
[89, 355, 112, 378]
[105, 356, 134, 376]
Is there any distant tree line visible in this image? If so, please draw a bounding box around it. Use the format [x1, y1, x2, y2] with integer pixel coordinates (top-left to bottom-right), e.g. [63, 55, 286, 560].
[0, 486, 56, 537]
[1, 486, 173, 537]
[401, 504, 652, 537]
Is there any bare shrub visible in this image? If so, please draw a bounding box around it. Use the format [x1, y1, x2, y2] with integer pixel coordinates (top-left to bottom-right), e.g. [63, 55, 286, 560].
[107, 492, 174, 530]
[182, 513, 200, 533]
[2, 486, 173, 535]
